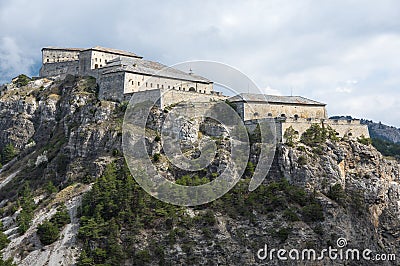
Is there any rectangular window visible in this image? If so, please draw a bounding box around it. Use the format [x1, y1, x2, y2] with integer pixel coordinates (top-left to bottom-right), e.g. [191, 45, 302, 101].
[138, 82, 140, 86]
[146, 82, 148, 87]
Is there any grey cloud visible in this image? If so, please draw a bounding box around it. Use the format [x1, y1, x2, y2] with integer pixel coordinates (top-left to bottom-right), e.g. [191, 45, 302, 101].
[0, 0, 399, 126]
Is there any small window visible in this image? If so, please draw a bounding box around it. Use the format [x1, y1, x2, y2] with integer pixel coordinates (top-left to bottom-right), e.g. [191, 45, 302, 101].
[162, 85, 164, 89]
[151, 83, 153, 88]
[46, 59, 49, 62]
[199, 90, 202, 93]
[179, 87, 181, 90]
[94, 64, 99, 69]
[105, 60, 107, 63]
[157, 84, 159, 88]
[280, 114, 286, 117]
[168, 85, 170, 89]
[348, 132, 353, 136]
[100, 59, 101, 62]
[132, 81, 134, 85]
[146, 82, 148, 87]
[95, 58, 97, 62]
[138, 82, 140, 86]
[294, 114, 299, 119]
[267, 113, 273, 117]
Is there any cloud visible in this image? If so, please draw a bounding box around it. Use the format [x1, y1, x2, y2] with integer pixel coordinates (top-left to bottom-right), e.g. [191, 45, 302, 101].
[0, 36, 35, 82]
[0, 0, 399, 126]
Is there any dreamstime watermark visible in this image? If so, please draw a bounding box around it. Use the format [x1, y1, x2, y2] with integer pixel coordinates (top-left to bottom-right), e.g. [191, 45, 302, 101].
[257, 238, 396, 262]
[122, 61, 276, 206]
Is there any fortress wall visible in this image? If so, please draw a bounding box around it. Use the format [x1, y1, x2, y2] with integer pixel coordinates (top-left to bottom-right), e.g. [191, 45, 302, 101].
[124, 73, 213, 95]
[244, 118, 370, 144]
[327, 120, 370, 139]
[240, 102, 327, 121]
[42, 49, 80, 64]
[160, 89, 227, 109]
[281, 118, 370, 143]
[98, 72, 125, 102]
[39, 61, 79, 77]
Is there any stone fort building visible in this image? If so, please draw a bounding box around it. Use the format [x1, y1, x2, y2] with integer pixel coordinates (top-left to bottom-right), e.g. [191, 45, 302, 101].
[39, 46, 369, 142]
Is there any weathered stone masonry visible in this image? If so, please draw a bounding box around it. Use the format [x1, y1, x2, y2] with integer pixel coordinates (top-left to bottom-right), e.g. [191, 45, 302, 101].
[38, 46, 369, 142]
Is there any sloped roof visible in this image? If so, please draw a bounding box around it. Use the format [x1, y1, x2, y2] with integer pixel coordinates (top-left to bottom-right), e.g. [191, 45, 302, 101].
[42, 47, 84, 52]
[229, 93, 326, 106]
[101, 57, 211, 84]
[83, 46, 143, 59]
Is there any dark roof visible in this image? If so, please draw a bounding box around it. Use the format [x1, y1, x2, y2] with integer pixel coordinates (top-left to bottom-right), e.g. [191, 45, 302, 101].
[229, 93, 326, 106]
[42, 47, 84, 52]
[82, 46, 143, 59]
[101, 57, 212, 84]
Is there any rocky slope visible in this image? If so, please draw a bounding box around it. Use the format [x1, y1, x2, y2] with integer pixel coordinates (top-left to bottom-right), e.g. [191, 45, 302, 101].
[0, 75, 399, 265]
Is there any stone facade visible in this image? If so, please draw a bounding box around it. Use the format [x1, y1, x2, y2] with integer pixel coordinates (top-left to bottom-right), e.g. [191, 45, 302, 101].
[229, 93, 327, 121]
[38, 46, 369, 142]
[40, 46, 214, 102]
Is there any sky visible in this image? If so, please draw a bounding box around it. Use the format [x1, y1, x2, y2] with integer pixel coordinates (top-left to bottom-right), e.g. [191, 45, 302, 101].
[0, 0, 399, 127]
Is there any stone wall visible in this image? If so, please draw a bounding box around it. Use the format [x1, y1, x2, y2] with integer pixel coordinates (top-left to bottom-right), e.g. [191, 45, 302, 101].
[42, 49, 80, 64]
[124, 73, 213, 95]
[244, 117, 370, 144]
[235, 101, 327, 121]
[98, 72, 125, 102]
[160, 89, 226, 109]
[281, 118, 370, 142]
[39, 61, 80, 77]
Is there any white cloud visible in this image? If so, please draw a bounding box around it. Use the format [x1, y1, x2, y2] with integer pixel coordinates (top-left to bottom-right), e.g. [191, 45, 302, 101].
[0, 0, 399, 126]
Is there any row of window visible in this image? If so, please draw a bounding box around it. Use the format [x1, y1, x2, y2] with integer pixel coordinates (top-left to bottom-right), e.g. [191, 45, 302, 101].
[128, 80, 207, 93]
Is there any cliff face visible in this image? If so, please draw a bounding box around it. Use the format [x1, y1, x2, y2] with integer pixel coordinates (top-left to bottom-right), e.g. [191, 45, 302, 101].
[0, 76, 400, 265]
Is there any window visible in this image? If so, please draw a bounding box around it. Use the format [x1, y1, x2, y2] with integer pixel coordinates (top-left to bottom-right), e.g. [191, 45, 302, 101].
[157, 84, 159, 88]
[138, 82, 140, 86]
[280, 114, 286, 117]
[168, 85, 170, 89]
[294, 114, 299, 119]
[47, 59, 49, 62]
[95, 58, 97, 62]
[151, 83, 153, 88]
[199, 90, 202, 93]
[189, 87, 196, 92]
[179, 87, 181, 90]
[94, 64, 98, 68]
[162, 85, 164, 89]
[146, 82, 148, 87]
[131, 81, 134, 85]
[100, 59, 101, 62]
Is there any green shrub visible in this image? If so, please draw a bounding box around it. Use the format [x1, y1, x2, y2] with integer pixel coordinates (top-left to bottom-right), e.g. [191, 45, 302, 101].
[327, 183, 346, 205]
[284, 126, 298, 147]
[283, 209, 299, 222]
[358, 135, 372, 146]
[1, 144, 17, 164]
[153, 153, 160, 162]
[12, 74, 31, 87]
[37, 220, 59, 245]
[297, 155, 307, 166]
[0, 222, 10, 250]
[302, 203, 324, 222]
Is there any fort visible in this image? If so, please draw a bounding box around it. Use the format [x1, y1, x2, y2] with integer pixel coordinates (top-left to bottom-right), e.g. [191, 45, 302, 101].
[39, 46, 369, 142]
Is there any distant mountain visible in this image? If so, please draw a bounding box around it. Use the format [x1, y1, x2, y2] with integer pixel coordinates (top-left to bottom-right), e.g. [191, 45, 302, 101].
[361, 119, 400, 144]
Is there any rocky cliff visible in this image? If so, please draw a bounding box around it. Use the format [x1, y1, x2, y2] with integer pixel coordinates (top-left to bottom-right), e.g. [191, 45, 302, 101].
[0, 75, 399, 265]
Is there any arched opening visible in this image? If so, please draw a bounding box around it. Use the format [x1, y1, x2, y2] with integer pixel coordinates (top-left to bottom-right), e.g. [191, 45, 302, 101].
[280, 114, 286, 117]
[294, 114, 299, 119]
[94, 64, 99, 69]
[348, 132, 353, 137]
[189, 87, 196, 92]
[267, 113, 273, 117]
